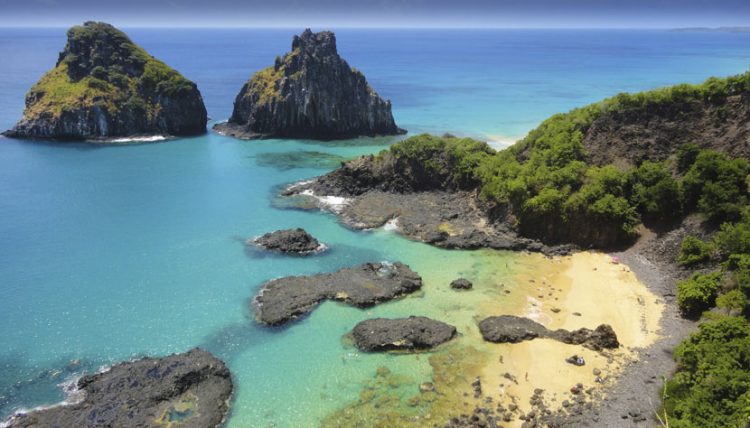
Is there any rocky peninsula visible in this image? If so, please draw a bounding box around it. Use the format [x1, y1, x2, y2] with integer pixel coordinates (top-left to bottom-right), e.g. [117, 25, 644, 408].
[3, 348, 232, 428]
[3, 22, 207, 141]
[254, 262, 422, 325]
[214, 29, 405, 140]
[479, 315, 620, 351]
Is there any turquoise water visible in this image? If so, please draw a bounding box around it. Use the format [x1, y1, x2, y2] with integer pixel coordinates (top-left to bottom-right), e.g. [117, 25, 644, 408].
[0, 28, 749, 427]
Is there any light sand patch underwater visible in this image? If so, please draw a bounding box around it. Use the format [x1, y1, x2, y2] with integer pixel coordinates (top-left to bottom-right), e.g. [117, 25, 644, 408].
[321, 250, 663, 427]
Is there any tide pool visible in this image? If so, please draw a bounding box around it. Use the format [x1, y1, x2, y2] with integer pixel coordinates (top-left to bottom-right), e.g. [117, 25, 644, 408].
[0, 28, 749, 427]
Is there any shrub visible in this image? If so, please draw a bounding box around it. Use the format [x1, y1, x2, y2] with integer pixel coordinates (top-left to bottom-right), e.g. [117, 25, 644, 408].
[682, 151, 750, 223]
[716, 289, 748, 315]
[678, 236, 715, 266]
[627, 160, 682, 223]
[677, 272, 723, 316]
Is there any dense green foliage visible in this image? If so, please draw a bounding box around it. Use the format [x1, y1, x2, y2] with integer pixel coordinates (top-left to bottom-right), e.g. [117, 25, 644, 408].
[670, 185, 750, 426]
[664, 317, 750, 428]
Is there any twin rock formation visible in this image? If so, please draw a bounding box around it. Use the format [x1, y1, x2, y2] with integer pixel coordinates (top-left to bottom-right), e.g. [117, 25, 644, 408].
[4, 24, 402, 142]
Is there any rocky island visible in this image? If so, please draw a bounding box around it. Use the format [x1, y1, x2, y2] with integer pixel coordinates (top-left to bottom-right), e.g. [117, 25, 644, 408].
[254, 262, 422, 325]
[351, 316, 457, 352]
[250, 228, 325, 254]
[3, 348, 232, 428]
[214, 29, 405, 140]
[3, 22, 207, 141]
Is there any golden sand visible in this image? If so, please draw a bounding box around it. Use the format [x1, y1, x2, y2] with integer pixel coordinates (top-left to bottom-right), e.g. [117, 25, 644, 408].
[478, 252, 664, 426]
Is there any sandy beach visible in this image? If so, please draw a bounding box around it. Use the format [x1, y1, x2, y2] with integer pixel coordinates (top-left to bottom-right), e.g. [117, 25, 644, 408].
[476, 252, 664, 426]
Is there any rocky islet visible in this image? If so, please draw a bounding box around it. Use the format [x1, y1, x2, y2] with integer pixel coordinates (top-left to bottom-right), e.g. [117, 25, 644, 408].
[3, 22, 207, 141]
[214, 29, 405, 140]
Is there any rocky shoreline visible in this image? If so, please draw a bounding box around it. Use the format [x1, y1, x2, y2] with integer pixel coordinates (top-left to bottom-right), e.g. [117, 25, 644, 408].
[283, 184, 575, 256]
[2, 348, 232, 428]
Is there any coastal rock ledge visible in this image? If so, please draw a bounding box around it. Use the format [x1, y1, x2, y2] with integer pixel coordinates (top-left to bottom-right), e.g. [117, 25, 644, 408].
[3, 22, 207, 141]
[479, 315, 620, 351]
[351, 316, 457, 352]
[254, 262, 422, 325]
[3, 348, 233, 428]
[214, 29, 405, 140]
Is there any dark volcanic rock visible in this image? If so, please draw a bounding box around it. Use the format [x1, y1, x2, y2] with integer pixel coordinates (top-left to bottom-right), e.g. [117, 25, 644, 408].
[254, 262, 422, 325]
[450, 278, 473, 290]
[251, 228, 324, 254]
[478, 315, 549, 343]
[3, 348, 232, 428]
[556, 324, 621, 351]
[582, 93, 750, 167]
[478, 315, 620, 351]
[214, 29, 404, 140]
[3, 22, 207, 141]
[351, 316, 457, 352]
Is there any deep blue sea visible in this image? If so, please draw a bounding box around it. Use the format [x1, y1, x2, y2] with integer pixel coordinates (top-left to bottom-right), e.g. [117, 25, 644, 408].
[0, 28, 749, 427]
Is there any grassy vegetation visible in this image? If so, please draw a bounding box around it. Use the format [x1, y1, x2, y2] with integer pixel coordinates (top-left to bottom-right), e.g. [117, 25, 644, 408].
[245, 66, 284, 105]
[22, 22, 196, 122]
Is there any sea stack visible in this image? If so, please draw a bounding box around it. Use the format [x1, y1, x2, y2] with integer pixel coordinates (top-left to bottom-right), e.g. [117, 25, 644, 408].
[3, 22, 207, 141]
[214, 29, 405, 140]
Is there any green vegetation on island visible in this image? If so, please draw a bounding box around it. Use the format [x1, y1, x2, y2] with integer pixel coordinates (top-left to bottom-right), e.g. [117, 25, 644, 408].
[5, 21, 207, 140]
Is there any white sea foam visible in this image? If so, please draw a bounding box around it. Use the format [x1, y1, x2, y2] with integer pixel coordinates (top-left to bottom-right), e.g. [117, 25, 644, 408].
[300, 189, 351, 213]
[108, 135, 169, 143]
[1, 373, 87, 425]
[383, 217, 400, 231]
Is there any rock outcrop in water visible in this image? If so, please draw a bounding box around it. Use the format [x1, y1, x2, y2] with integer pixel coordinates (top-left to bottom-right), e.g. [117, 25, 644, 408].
[351, 316, 457, 352]
[3, 22, 207, 141]
[3, 348, 232, 428]
[251, 228, 324, 254]
[214, 29, 404, 140]
[254, 262, 422, 325]
[478, 315, 620, 351]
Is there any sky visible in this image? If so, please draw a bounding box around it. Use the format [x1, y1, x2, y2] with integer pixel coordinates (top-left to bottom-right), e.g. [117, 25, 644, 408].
[0, 0, 748, 28]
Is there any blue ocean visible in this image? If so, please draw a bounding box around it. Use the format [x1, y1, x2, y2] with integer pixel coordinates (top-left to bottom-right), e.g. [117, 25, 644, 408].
[0, 28, 748, 427]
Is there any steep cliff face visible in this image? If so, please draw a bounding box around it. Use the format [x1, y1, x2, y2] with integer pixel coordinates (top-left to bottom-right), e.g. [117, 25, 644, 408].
[215, 29, 404, 140]
[3, 22, 207, 141]
[582, 93, 750, 166]
[515, 73, 750, 167]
